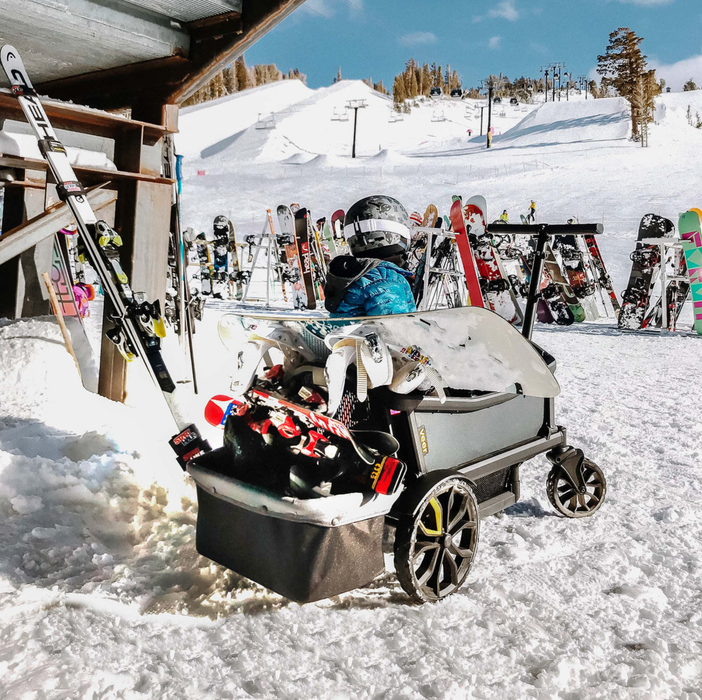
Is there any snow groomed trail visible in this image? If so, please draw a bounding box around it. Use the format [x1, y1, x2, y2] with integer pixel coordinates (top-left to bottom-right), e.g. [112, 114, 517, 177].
[1, 315, 701, 699]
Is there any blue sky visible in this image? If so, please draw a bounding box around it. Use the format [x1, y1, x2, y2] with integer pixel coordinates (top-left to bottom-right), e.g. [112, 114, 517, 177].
[247, 0, 702, 92]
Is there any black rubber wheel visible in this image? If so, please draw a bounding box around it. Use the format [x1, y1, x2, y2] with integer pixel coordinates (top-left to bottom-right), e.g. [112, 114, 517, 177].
[546, 459, 606, 518]
[394, 475, 480, 603]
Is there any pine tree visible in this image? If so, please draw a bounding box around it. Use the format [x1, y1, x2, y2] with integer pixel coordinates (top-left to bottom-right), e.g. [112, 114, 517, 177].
[334, 66, 342, 84]
[421, 63, 432, 96]
[223, 66, 236, 94]
[393, 75, 406, 109]
[597, 27, 649, 138]
[409, 63, 419, 99]
[683, 78, 698, 91]
[235, 55, 250, 91]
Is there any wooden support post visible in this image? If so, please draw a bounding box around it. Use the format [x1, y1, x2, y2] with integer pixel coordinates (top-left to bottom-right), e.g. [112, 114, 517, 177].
[98, 179, 171, 402]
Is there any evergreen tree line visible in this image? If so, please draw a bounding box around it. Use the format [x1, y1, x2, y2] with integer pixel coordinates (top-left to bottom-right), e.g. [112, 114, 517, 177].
[182, 54, 307, 107]
[391, 59, 583, 108]
[392, 59, 461, 107]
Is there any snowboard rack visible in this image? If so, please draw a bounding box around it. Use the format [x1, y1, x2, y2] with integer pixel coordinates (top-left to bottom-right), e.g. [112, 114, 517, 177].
[486, 223, 604, 340]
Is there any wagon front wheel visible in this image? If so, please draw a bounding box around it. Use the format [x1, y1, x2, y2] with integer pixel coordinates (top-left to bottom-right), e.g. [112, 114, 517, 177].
[394, 474, 480, 603]
[546, 459, 606, 518]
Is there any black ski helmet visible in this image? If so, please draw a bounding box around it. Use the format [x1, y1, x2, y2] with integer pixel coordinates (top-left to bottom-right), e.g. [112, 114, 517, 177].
[343, 195, 411, 259]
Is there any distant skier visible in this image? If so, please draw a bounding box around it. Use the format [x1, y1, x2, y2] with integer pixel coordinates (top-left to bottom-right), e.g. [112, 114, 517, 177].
[526, 200, 536, 223]
[324, 195, 416, 317]
[499, 210, 509, 223]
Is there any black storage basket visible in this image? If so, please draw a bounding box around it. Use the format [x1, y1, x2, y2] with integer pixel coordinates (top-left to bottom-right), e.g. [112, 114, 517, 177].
[195, 487, 385, 603]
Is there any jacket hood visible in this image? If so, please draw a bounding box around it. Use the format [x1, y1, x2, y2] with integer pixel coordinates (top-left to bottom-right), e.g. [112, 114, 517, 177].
[324, 256, 381, 312]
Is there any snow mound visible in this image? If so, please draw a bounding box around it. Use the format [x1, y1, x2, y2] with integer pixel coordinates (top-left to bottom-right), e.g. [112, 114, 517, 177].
[299, 153, 345, 168]
[495, 97, 631, 147]
[283, 152, 315, 165]
[370, 148, 411, 164]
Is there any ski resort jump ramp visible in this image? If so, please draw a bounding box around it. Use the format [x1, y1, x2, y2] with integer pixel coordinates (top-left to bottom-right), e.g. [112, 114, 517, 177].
[493, 97, 631, 149]
[410, 96, 632, 157]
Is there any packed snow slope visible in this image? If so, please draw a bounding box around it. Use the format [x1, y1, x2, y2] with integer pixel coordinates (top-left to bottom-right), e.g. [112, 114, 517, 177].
[2, 315, 702, 699]
[177, 80, 702, 295]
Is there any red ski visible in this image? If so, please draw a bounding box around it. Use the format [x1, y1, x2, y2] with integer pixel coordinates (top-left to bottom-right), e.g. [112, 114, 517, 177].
[449, 200, 484, 308]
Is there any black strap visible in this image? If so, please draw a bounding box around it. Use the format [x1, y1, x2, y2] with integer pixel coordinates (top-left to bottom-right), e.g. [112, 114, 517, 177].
[56, 181, 86, 201]
[11, 83, 37, 98]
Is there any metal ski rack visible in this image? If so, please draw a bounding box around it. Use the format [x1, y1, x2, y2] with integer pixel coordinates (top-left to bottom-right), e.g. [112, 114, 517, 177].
[415, 227, 468, 311]
[486, 223, 604, 340]
[241, 219, 286, 306]
[641, 237, 688, 332]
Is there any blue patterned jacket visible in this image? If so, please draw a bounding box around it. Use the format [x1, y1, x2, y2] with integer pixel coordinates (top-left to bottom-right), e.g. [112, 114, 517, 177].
[324, 257, 416, 317]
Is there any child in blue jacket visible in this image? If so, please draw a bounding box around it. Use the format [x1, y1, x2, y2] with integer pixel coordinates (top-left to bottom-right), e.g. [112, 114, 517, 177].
[324, 195, 416, 317]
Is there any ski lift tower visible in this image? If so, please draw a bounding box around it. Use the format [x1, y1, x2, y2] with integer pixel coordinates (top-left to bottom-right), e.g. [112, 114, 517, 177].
[541, 66, 550, 103]
[346, 99, 368, 158]
[578, 75, 588, 99]
[479, 75, 505, 149]
[549, 62, 565, 102]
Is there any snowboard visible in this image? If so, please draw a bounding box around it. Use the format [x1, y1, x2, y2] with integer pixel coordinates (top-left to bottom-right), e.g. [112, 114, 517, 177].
[294, 208, 318, 310]
[217, 306, 561, 399]
[277, 205, 307, 310]
[556, 234, 599, 320]
[423, 204, 439, 228]
[321, 218, 337, 257]
[195, 233, 213, 296]
[618, 214, 673, 330]
[212, 215, 232, 299]
[465, 198, 520, 323]
[544, 244, 585, 323]
[584, 233, 620, 317]
[448, 200, 484, 308]
[679, 210, 702, 334]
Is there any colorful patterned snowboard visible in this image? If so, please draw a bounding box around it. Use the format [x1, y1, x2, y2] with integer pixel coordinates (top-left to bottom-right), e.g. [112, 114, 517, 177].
[679, 210, 702, 334]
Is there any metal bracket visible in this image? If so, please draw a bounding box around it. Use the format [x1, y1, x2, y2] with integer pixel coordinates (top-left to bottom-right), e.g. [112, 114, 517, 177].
[546, 445, 586, 492]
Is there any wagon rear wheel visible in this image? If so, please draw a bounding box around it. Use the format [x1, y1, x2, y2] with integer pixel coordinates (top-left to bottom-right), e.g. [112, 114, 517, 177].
[394, 474, 479, 603]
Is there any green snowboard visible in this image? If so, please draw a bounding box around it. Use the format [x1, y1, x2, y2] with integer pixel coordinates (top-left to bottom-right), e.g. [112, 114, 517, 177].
[679, 211, 702, 335]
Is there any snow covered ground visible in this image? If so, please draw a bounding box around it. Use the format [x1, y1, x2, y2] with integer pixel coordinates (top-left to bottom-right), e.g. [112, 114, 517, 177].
[3, 81, 702, 698]
[2, 314, 702, 698]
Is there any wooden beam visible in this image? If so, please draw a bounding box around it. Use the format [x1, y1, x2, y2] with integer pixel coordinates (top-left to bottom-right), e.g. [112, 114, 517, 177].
[0, 155, 173, 186]
[34, 56, 190, 120]
[0, 185, 117, 266]
[0, 89, 169, 145]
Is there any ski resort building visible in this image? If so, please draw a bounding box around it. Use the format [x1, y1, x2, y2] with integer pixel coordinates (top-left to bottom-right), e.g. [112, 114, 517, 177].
[0, 0, 306, 401]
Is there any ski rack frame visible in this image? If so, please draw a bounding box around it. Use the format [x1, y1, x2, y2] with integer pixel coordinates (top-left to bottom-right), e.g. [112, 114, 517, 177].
[641, 236, 689, 332]
[486, 223, 604, 340]
[1, 44, 209, 469]
[413, 227, 468, 312]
